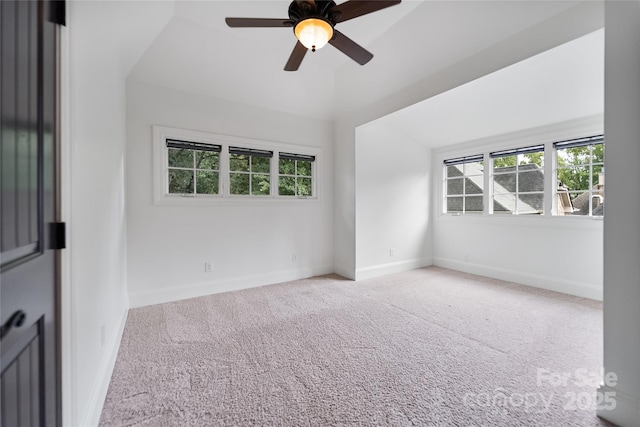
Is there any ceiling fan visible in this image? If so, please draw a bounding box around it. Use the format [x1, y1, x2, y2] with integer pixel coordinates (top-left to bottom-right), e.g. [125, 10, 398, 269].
[225, 0, 401, 71]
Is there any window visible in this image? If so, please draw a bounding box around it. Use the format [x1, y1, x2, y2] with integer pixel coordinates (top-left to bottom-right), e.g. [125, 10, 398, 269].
[167, 139, 220, 195]
[229, 147, 272, 196]
[443, 155, 484, 214]
[153, 126, 321, 204]
[278, 153, 315, 197]
[491, 145, 545, 215]
[555, 135, 604, 216]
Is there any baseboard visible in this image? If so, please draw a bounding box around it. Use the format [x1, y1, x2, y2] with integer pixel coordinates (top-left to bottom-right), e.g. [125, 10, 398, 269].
[597, 384, 640, 426]
[333, 263, 354, 280]
[355, 257, 433, 281]
[432, 257, 602, 300]
[81, 307, 129, 426]
[129, 265, 334, 308]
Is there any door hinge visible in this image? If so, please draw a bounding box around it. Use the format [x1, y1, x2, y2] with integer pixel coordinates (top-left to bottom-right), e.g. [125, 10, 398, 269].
[50, 0, 66, 26]
[50, 222, 66, 250]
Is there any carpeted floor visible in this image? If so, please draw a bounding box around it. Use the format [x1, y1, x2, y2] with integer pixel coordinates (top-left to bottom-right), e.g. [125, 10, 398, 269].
[100, 267, 612, 426]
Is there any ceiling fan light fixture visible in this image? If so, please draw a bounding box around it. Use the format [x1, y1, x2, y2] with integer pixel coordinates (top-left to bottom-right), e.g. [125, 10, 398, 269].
[294, 18, 333, 52]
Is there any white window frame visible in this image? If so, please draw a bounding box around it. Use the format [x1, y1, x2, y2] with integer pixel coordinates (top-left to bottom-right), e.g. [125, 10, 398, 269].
[442, 155, 485, 215]
[490, 145, 545, 216]
[433, 116, 604, 223]
[277, 152, 316, 198]
[554, 135, 604, 217]
[153, 126, 320, 205]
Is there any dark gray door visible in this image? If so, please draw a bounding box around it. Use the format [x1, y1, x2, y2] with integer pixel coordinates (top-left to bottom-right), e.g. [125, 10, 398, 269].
[1, 1, 62, 425]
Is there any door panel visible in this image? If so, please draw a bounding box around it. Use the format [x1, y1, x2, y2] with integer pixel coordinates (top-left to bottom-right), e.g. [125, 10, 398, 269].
[1, 0, 60, 425]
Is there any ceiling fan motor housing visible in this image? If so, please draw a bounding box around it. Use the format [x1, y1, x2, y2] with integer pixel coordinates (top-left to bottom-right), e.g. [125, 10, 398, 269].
[288, 0, 338, 27]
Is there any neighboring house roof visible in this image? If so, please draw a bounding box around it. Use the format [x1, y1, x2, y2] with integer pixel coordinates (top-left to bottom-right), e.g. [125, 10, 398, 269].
[570, 187, 605, 216]
[493, 164, 544, 214]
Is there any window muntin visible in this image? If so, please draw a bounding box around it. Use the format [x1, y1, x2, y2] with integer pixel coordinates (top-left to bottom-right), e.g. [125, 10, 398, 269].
[229, 147, 273, 196]
[443, 155, 484, 214]
[491, 145, 544, 215]
[555, 135, 604, 217]
[278, 153, 315, 197]
[167, 140, 220, 195]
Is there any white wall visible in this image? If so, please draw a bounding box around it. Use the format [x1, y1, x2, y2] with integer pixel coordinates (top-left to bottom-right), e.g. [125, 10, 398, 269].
[355, 122, 431, 279]
[432, 118, 604, 300]
[599, 1, 640, 425]
[125, 81, 334, 307]
[332, 1, 604, 279]
[63, 1, 172, 425]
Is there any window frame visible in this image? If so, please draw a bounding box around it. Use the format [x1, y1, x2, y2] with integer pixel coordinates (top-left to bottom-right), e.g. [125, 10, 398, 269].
[278, 152, 316, 198]
[490, 144, 546, 215]
[442, 154, 485, 215]
[153, 126, 321, 205]
[434, 117, 604, 221]
[166, 139, 222, 196]
[554, 135, 604, 217]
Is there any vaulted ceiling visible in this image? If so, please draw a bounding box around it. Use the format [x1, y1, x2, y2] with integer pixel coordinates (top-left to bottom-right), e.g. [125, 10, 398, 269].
[128, 1, 600, 123]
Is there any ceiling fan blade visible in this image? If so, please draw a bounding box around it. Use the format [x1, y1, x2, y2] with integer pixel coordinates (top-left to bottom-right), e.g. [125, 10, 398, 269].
[284, 41, 308, 71]
[328, 0, 401, 23]
[225, 17, 293, 28]
[329, 29, 373, 65]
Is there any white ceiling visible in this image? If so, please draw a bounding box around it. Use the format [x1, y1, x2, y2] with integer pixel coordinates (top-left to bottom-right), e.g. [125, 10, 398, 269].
[128, 1, 600, 126]
[128, 0, 421, 120]
[380, 28, 604, 148]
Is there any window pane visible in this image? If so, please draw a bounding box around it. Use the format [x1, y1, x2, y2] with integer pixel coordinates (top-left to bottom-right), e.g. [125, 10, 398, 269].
[279, 158, 295, 175]
[447, 178, 464, 195]
[464, 161, 484, 176]
[196, 151, 218, 170]
[252, 174, 270, 196]
[298, 177, 312, 196]
[297, 161, 312, 177]
[592, 165, 604, 187]
[446, 197, 463, 213]
[493, 194, 515, 214]
[446, 165, 463, 178]
[168, 148, 193, 168]
[252, 156, 270, 174]
[518, 152, 544, 167]
[279, 176, 295, 196]
[558, 146, 590, 166]
[493, 155, 516, 170]
[592, 143, 604, 163]
[230, 154, 250, 172]
[230, 173, 250, 195]
[558, 166, 589, 191]
[518, 194, 544, 214]
[466, 179, 483, 194]
[518, 170, 544, 192]
[168, 169, 193, 194]
[196, 171, 218, 195]
[493, 173, 516, 193]
[465, 196, 483, 212]
[593, 189, 604, 217]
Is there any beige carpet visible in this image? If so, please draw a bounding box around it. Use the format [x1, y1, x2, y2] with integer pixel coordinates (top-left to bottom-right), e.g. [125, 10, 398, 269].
[100, 267, 612, 426]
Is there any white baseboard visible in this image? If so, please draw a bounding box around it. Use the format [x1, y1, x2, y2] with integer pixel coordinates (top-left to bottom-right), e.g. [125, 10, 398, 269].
[597, 384, 640, 426]
[355, 257, 433, 281]
[129, 265, 334, 308]
[333, 263, 354, 280]
[81, 306, 129, 426]
[432, 257, 602, 301]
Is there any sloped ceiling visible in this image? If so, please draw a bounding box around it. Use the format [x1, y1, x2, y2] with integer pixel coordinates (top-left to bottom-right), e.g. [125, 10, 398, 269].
[128, 1, 596, 122]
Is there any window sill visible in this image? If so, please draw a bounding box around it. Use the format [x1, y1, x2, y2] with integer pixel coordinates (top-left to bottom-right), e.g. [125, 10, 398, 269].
[436, 212, 604, 229]
[154, 194, 320, 207]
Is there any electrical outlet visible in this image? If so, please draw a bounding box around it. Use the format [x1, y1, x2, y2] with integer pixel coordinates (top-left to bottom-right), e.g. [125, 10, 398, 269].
[390, 248, 395, 257]
[204, 262, 213, 273]
[100, 324, 106, 347]
[292, 253, 297, 263]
